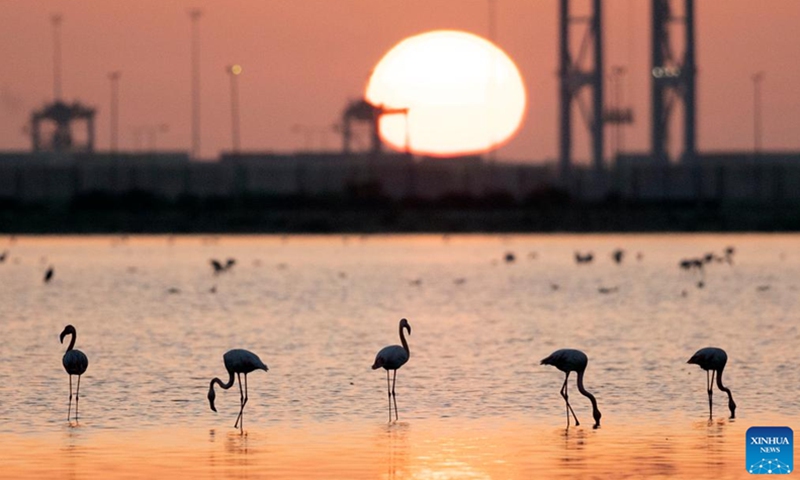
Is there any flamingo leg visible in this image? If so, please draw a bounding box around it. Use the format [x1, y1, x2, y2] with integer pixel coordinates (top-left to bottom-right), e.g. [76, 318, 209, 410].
[67, 375, 73, 422]
[391, 369, 399, 422]
[385, 370, 392, 423]
[707, 370, 715, 420]
[560, 373, 580, 427]
[242, 374, 249, 429]
[75, 375, 81, 422]
[234, 373, 244, 431]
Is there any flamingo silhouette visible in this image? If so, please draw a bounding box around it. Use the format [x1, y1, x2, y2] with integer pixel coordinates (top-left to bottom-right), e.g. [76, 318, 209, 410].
[687, 347, 736, 420]
[541, 349, 601, 429]
[44, 266, 54, 283]
[60, 325, 89, 422]
[207, 349, 268, 433]
[372, 318, 411, 423]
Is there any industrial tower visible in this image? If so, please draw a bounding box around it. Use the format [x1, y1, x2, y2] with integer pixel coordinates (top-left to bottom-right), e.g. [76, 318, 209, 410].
[652, 0, 696, 165]
[558, 0, 604, 180]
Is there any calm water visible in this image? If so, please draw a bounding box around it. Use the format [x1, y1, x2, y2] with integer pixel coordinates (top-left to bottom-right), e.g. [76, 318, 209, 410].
[1, 234, 798, 478]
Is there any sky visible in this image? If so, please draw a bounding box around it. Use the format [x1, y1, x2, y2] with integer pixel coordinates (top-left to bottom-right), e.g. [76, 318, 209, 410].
[1, 0, 799, 163]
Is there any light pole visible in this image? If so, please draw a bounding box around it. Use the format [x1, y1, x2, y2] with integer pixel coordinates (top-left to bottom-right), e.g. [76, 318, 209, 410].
[188, 9, 202, 159]
[108, 71, 121, 153]
[227, 64, 242, 153]
[487, 0, 497, 162]
[51, 14, 63, 100]
[752, 71, 764, 154]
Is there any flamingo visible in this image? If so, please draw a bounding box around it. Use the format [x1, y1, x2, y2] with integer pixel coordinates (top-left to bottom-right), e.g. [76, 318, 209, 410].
[44, 266, 54, 283]
[210, 259, 225, 274]
[687, 347, 736, 420]
[372, 318, 411, 423]
[207, 349, 268, 433]
[541, 349, 602, 429]
[60, 325, 89, 422]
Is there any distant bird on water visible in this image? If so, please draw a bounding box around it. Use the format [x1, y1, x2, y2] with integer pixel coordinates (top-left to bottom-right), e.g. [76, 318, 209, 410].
[687, 347, 736, 420]
[372, 318, 411, 423]
[44, 266, 54, 283]
[208, 349, 268, 433]
[0, 250, 7, 262]
[60, 325, 89, 422]
[541, 349, 602, 429]
[210, 258, 237, 274]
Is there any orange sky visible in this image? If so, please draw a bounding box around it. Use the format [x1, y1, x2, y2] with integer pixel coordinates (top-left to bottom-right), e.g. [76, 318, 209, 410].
[2, 1, 799, 162]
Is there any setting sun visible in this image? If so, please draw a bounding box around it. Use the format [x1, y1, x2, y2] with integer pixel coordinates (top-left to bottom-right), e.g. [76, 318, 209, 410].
[365, 30, 527, 157]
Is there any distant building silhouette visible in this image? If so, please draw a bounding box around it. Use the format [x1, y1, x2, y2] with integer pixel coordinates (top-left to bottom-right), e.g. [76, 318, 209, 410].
[30, 100, 96, 153]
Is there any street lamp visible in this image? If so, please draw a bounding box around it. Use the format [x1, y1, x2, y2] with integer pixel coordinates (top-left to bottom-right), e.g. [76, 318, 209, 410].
[108, 71, 121, 153]
[227, 64, 242, 153]
[188, 9, 202, 159]
[752, 71, 764, 154]
[51, 14, 63, 100]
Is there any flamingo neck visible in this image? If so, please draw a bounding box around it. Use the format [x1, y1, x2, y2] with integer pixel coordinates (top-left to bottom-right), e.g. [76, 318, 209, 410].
[211, 369, 235, 391]
[716, 368, 736, 417]
[65, 332, 76, 352]
[399, 325, 409, 356]
[577, 370, 601, 424]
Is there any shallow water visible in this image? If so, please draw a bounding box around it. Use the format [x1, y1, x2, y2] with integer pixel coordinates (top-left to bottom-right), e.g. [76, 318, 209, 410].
[1, 234, 798, 478]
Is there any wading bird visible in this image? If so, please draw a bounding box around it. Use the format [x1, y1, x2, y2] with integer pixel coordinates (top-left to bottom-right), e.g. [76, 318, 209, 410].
[687, 347, 736, 420]
[44, 266, 54, 283]
[60, 325, 89, 422]
[210, 259, 225, 274]
[207, 349, 268, 433]
[372, 318, 411, 423]
[541, 349, 601, 429]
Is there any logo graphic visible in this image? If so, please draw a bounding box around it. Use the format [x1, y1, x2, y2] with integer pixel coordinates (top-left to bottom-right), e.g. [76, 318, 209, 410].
[747, 426, 793, 475]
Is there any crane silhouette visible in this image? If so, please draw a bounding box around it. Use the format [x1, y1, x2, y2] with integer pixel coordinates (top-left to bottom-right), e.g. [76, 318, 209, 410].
[207, 349, 268, 433]
[60, 325, 89, 422]
[372, 318, 411, 423]
[541, 349, 602, 429]
[687, 347, 736, 420]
